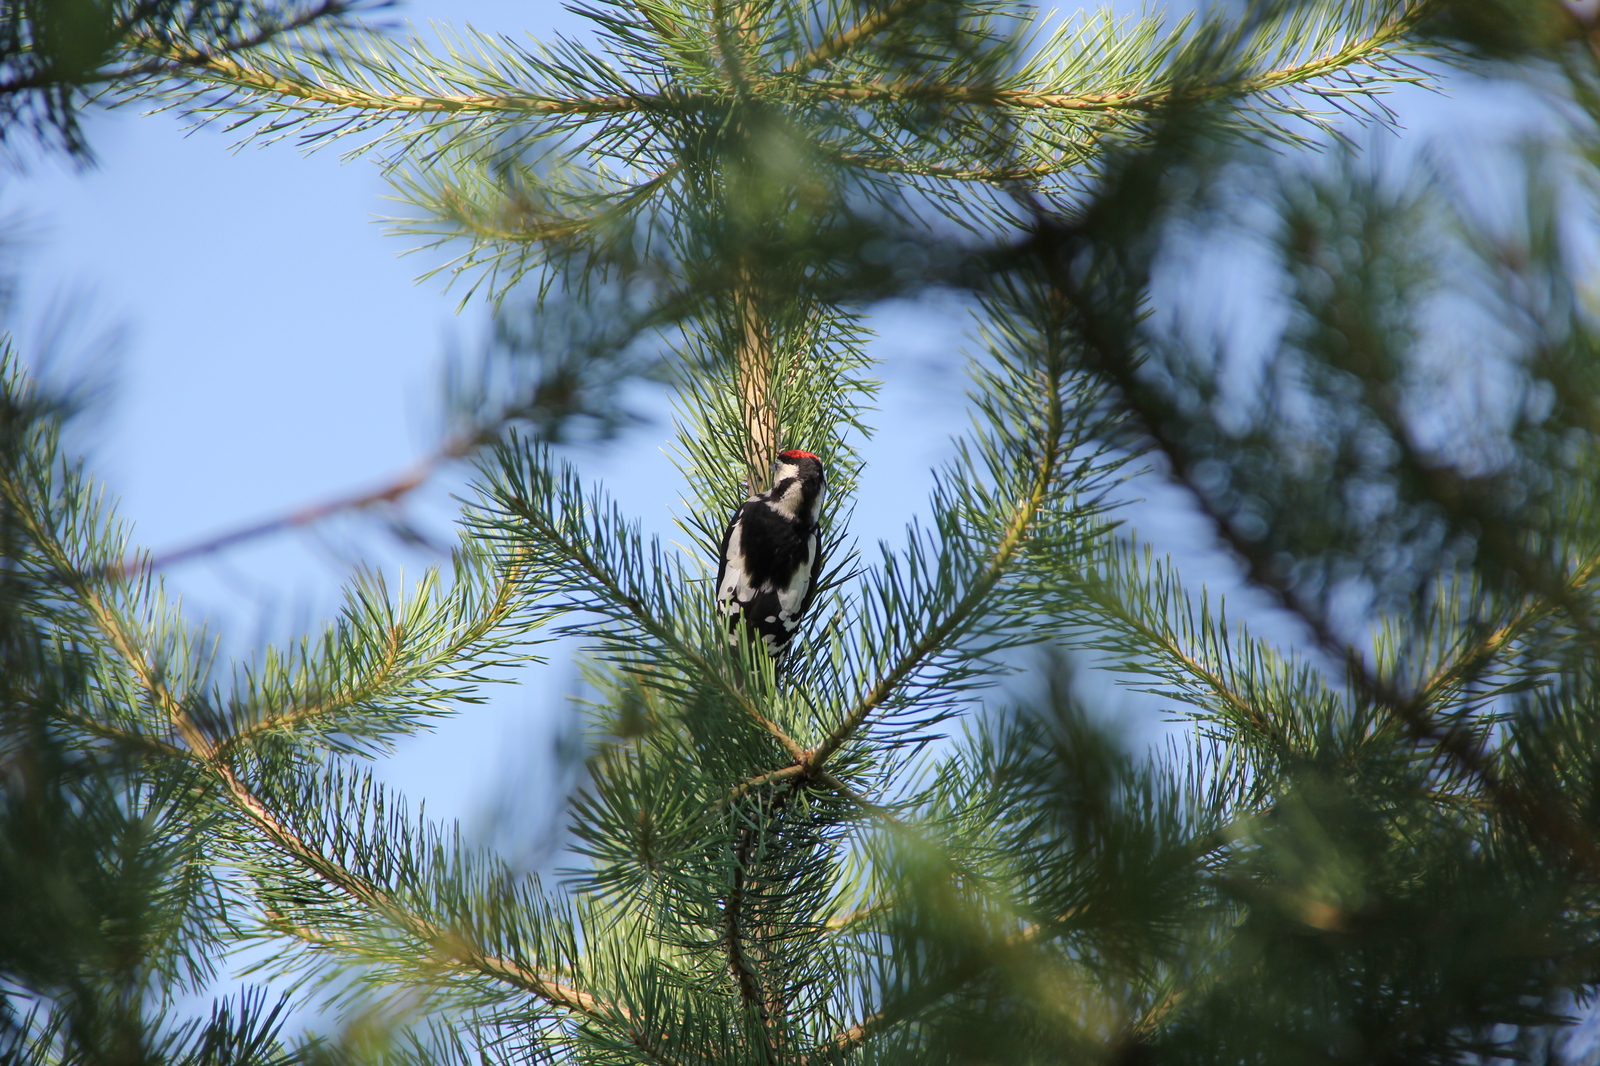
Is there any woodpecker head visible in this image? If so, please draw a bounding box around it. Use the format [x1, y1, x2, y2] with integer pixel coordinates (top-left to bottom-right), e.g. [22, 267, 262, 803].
[766, 449, 825, 519]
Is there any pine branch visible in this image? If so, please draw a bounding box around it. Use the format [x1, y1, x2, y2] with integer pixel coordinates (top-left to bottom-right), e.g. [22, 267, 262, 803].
[170, 17, 1423, 126]
[807, 6, 1429, 113]
[1404, 556, 1600, 717]
[804, 387, 1066, 774]
[62, 0, 363, 89]
[401, 162, 681, 250]
[1072, 551, 1297, 752]
[152, 0, 1433, 178]
[818, 1011, 883, 1056]
[783, 0, 937, 75]
[524, 506, 802, 760]
[143, 43, 650, 114]
[0, 454, 632, 1037]
[118, 653, 626, 1025]
[834, 147, 1098, 182]
[724, 818, 779, 1065]
[710, 0, 756, 93]
[213, 561, 529, 757]
[59, 709, 190, 761]
[482, 449, 808, 762]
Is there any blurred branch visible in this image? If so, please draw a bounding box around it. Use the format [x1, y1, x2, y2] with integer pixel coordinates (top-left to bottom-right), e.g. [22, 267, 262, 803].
[114, 435, 475, 576]
[0, 0, 370, 158]
[1023, 204, 1600, 873]
[784, 0, 935, 75]
[14, 0, 357, 91]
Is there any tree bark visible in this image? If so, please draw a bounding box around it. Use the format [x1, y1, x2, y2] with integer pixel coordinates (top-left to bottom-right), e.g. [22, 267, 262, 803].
[736, 271, 779, 496]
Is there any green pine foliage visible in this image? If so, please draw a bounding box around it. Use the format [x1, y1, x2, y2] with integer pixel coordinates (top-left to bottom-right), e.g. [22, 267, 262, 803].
[13, 0, 1600, 1062]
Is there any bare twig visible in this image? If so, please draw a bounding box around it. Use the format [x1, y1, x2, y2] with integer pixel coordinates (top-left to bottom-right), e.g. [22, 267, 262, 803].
[115, 436, 475, 576]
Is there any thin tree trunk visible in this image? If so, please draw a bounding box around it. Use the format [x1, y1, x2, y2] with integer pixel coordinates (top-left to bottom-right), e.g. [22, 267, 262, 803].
[736, 270, 779, 496]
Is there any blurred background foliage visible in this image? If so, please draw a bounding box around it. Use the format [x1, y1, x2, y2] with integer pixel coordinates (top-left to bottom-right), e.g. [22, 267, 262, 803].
[0, 0, 379, 160]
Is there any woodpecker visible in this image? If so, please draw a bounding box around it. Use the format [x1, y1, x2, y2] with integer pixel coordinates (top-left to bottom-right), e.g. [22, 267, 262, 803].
[716, 450, 826, 655]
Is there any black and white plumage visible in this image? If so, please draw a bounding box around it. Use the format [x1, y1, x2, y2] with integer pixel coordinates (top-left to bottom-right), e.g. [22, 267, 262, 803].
[716, 450, 826, 655]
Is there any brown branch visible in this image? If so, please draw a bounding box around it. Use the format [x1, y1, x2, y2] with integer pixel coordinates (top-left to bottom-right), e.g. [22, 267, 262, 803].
[265, 909, 618, 1020]
[115, 437, 473, 576]
[718, 762, 810, 811]
[822, 1012, 884, 1056]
